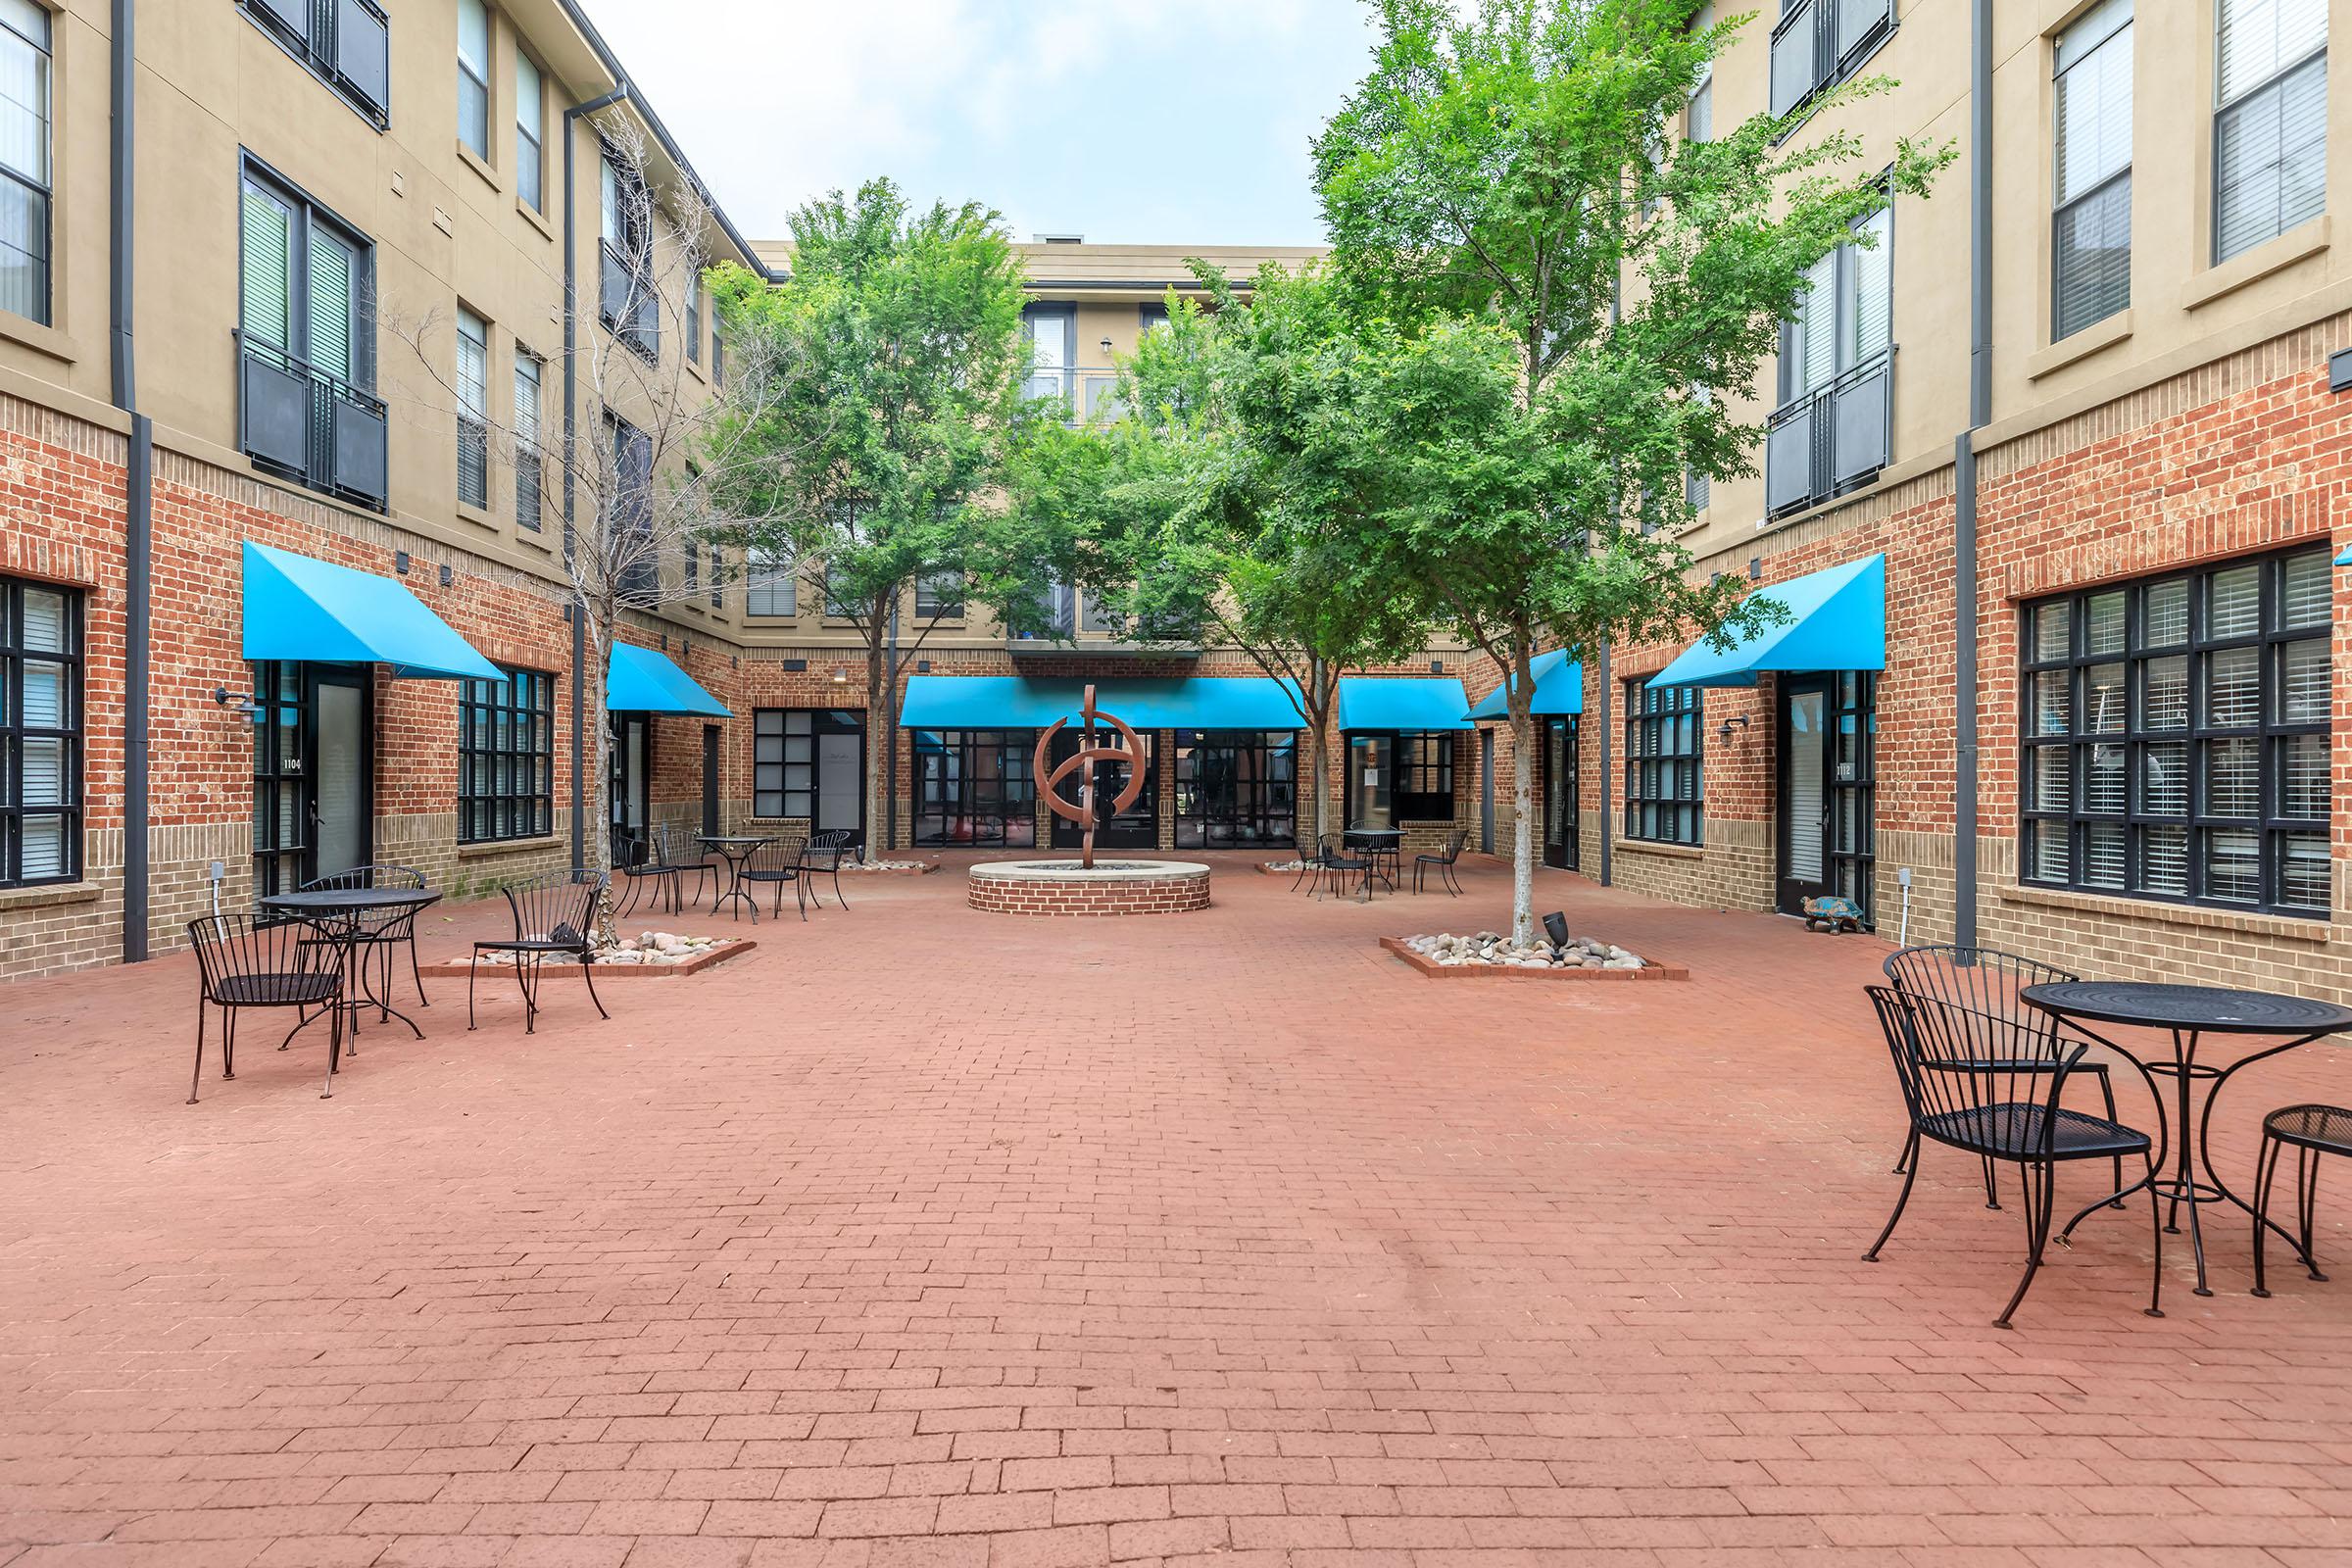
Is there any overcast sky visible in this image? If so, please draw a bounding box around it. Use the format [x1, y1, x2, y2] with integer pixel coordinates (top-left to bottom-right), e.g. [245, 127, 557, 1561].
[575, 0, 1382, 247]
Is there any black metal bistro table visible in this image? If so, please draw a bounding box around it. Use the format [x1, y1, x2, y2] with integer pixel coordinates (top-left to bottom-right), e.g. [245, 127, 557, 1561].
[1345, 827, 1402, 894]
[259, 886, 442, 1096]
[698, 835, 773, 922]
[2023, 980, 2352, 1298]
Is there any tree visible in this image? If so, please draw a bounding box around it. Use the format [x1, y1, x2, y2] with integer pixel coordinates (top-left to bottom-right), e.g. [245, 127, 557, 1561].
[1313, 0, 1949, 941]
[705, 180, 1036, 845]
[1025, 268, 1429, 848]
[392, 116, 809, 931]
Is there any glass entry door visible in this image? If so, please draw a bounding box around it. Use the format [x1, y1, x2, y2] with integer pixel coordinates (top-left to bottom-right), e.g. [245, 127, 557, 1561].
[610, 713, 651, 845]
[1778, 676, 1833, 914]
[310, 668, 368, 880]
[1048, 727, 1156, 849]
[1542, 716, 1578, 870]
[250, 661, 371, 896]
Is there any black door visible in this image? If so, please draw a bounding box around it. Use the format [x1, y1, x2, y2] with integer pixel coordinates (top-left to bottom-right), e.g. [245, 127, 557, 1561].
[306, 665, 371, 882]
[1048, 726, 1156, 849]
[252, 661, 374, 895]
[610, 713, 651, 845]
[1776, 675, 1834, 913]
[701, 724, 721, 836]
[1542, 716, 1578, 870]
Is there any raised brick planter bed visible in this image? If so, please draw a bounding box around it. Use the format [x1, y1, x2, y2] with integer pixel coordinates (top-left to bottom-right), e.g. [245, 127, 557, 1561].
[419, 939, 757, 980]
[1379, 936, 1690, 981]
[968, 859, 1212, 916]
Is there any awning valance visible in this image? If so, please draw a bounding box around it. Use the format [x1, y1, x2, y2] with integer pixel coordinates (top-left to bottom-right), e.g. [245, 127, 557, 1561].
[240, 542, 501, 681]
[1466, 650, 1583, 719]
[1648, 555, 1886, 689]
[1336, 676, 1474, 731]
[608, 643, 731, 716]
[899, 676, 1302, 731]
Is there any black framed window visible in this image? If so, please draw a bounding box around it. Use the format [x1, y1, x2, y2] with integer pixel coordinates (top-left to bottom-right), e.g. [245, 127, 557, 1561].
[609, 414, 654, 601]
[686, 268, 701, 363]
[1345, 730, 1454, 827]
[1624, 681, 1703, 845]
[2053, 0, 2132, 340]
[745, 547, 795, 617]
[249, 660, 309, 897]
[598, 151, 658, 358]
[914, 729, 1037, 847]
[514, 349, 542, 529]
[1174, 730, 1296, 849]
[0, 0, 51, 326]
[1830, 671, 1877, 912]
[708, 548, 724, 610]
[755, 710, 814, 818]
[0, 575, 78, 886]
[456, 306, 488, 508]
[459, 666, 553, 844]
[2021, 545, 2330, 916]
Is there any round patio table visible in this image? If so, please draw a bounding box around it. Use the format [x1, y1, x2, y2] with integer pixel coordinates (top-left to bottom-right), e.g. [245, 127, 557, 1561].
[259, 886, 442, 1097]
[697, 835, 773, 922]
[2023, 980, 2352, 1298]
[1345, 827, 1402, 893]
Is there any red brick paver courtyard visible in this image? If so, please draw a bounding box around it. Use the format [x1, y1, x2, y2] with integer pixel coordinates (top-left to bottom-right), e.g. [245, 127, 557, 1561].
[3, 855, 2350, 1567]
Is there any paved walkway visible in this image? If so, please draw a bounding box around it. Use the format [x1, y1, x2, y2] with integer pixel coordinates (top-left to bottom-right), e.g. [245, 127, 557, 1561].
[3, 854, 2350, 1567]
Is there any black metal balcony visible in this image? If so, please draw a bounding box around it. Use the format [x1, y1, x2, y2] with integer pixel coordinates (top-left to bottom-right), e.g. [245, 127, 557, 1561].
[600, 240, 660, 361]
[1764, 346, 1892, 518]
[236, 331, 389, 511]
[1770, 0, 1894, 121]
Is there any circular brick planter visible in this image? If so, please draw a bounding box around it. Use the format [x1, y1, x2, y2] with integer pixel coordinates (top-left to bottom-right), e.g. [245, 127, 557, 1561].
[966, 859, 1212, 916]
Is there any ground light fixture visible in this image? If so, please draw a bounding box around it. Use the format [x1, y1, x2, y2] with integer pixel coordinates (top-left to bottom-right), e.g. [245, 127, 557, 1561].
[1544, 911, 1570, 947]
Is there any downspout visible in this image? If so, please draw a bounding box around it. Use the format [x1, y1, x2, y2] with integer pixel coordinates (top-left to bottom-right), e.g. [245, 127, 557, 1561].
[1951, 0, 1991, 947]
[564, 81, 629, 871]
[884, 601, 899, 853]
[1596, 642, 1612, 886]
[113, 0, 151, 961]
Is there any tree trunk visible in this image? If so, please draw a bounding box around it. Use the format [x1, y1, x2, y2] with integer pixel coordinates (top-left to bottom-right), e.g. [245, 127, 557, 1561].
[1304, 711, 1329, 851]
[1507, 646, 1537, 946]
[585, 602, 617, 945]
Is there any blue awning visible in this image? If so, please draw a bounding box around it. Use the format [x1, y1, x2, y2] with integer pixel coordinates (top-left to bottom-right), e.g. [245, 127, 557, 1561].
[899, 675, 1302, 730]
[1337, 676, 1474, 731]
[1466, 650, 1583, 719]
[609, 643, 731, 716]
[2336, 542, 2352, 565]
[1648, 555, 1886, 689]
[241, 542, 501, 681]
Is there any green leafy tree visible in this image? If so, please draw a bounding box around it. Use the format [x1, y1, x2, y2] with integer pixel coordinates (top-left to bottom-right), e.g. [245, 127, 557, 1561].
[1314, 0, 1948, 940]
[707, 179, 1035, 841]
[1010, 270, 1428, 848]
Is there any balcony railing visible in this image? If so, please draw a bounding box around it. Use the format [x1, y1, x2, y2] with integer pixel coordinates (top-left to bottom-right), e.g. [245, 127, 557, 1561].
[600, 239, 659, 360]
[236, 331, 389, 511]
[1764, 346, 1892, 518]
[1023, 366, 1125, 424]
[1770, 0, 1893, 121]
[243, 0, 389, 129]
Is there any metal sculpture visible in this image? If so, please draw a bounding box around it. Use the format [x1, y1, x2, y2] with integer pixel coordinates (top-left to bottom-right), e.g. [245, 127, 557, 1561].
[1035, 684, 1146, 869]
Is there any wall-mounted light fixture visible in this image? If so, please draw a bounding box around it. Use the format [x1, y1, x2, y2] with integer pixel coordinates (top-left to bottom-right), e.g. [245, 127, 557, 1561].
[438, 564, 454, 587]
[213, 686, 263, 718]
[1100, 335, 1113, 358]
[830, 665, 849, 685]
[1429, 659, 1445, 673]
[394, 550, 411, 575]
[1717, 712, 1751, 743]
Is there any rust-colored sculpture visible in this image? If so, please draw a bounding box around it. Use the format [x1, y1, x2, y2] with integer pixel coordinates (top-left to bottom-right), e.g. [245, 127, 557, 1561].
[1035, 684, 1146, 869]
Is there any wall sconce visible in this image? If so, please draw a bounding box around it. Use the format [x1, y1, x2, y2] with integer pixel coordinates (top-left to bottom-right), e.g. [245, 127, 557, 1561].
[830, 665, 849, 685]
[1718, 713, 1751, 743]
[1099, 335, 1113, 358]
[213, 686, 263, 718]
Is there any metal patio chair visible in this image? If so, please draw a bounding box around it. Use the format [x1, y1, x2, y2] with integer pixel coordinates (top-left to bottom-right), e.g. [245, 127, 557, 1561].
[469, 869, 609, 1035]
[740, 836, 811, 921]
[1312, 833, 1373, 903]
[300, 862, 431, 1015]
[1884, 945, 2125, 1209]
[801, 829, 858, 910]
[2253, 1103, 2352, 1298]
[187, 912, 346, 1102]
[1861, 983, 2162, 1329]
[615, 822, 713, 916]
[1413, 829, 1470, 896]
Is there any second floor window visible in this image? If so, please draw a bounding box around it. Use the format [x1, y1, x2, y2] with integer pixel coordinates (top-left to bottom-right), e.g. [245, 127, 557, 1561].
[459, 666, 553, 844]
[609, 415, 654, 599]
[825, 563, 859, 620]
[746, 547, 796, 617]
[457, 0, 490, 162]
[1782, 206, 1890, 405]
[686, 270, 702, 363]
[1686, 4, 1713, 142]
[514, 351, 542, 529]
[515, 51, 544, 210]
[1625, 682, 1702, 846]
[600, 153, 658, 357]
[0, 574, 78, 887]
[0, 0, 51, 326]
[456, 308, 488, 509]
[2215, 0, 2327, 263]
[2053, 0, 2132, 339]
[916, 570, 963, 619]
